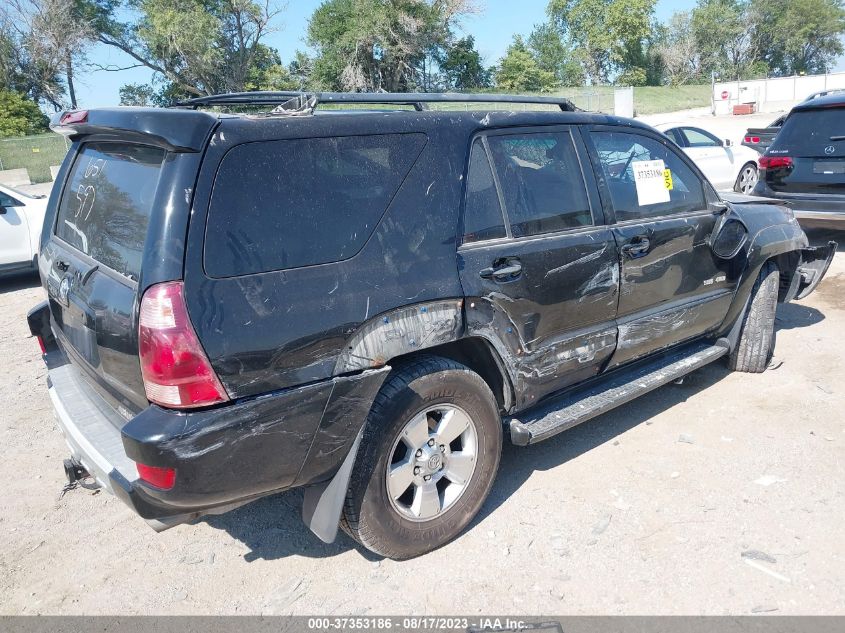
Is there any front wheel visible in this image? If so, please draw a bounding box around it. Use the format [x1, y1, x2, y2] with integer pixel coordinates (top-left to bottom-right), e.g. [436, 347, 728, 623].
[341, 356, 502, 559]
[729, 261, 779, 373]
[735, 163, 758, 194]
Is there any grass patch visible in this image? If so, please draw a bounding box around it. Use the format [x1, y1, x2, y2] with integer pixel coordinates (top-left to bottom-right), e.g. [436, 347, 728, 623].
[632, 85, 712, 115]
[0, 133, 70, 184]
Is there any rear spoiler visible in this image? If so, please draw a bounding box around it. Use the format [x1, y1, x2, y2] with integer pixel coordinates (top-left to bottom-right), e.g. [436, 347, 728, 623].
[50, 107, 220, 152]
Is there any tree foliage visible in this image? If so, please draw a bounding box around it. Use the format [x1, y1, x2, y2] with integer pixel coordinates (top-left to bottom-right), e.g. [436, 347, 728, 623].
[527, 22, 584, 86]
[307, 0, 477, 92]
[438, 36, 491, 90]
[495, 35, 557, 92]
[548, 0, 656, 84]
[0, 89, 49, 136]
[91, 0, 285, 100]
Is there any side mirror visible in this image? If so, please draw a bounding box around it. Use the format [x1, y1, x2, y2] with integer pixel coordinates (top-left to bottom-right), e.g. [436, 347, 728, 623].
[0, 206, 7, 215]
[724, 139, 733, 147]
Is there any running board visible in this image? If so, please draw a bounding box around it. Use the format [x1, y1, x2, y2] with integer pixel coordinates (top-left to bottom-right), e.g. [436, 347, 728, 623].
[508, 340, 729, 446]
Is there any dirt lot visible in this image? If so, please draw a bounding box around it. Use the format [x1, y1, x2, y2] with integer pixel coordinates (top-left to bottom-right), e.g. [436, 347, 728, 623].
[1, 230, 843, 616]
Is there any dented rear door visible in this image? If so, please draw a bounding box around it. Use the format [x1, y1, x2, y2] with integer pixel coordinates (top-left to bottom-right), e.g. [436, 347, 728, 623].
[457, 127, 619, 409]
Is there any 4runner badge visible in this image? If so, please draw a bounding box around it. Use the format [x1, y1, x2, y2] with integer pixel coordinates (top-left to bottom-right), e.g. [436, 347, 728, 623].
[58, 276, 71, 307]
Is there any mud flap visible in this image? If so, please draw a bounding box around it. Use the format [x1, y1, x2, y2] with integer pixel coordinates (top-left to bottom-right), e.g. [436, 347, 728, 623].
[301, 427, 364, 543]
[795, 241, 837, 300]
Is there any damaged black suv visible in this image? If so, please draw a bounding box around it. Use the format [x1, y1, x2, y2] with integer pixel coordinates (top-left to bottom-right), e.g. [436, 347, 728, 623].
[29, 92, 835, 559]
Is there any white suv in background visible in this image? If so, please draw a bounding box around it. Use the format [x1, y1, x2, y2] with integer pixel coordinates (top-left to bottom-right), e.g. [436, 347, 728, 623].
[0, 183, 48, 278]
[657, 124, 761, 194]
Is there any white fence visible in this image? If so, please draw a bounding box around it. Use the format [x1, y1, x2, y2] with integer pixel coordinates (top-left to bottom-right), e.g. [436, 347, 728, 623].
[713, 71, 845, 115]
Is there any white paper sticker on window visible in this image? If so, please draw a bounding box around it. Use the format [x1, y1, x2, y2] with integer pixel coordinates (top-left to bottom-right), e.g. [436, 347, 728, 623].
[633, 159, 671, 206]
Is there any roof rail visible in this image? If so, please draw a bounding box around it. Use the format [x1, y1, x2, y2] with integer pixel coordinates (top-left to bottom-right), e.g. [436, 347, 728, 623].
[172, 91, 580, 113]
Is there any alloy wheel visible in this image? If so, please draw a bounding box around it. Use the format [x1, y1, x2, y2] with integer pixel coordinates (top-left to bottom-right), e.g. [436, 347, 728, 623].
[386, 404, 478, 522]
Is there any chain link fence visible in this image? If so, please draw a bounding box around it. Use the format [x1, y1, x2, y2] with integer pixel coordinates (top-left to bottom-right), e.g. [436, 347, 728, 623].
[0, 133, 70, 184]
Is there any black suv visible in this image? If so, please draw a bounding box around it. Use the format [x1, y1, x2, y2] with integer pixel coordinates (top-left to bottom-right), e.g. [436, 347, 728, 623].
[754, 92, 845, 228]
[28, 92, 835, 559]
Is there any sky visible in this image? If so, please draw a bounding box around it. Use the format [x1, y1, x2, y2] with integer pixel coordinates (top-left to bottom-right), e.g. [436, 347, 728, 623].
[67, 0, 833, 108]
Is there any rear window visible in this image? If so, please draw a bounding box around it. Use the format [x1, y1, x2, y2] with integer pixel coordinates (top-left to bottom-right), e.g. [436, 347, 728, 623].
[771, 108, 845, 157]
[205, 133, 426, 277]
[56, 143, 165, 279]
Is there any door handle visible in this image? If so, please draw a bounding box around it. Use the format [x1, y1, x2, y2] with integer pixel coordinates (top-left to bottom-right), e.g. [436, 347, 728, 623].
[479, 262, 522, 282]
[55, 260, 70, 272]
[621, 237, 651, 258]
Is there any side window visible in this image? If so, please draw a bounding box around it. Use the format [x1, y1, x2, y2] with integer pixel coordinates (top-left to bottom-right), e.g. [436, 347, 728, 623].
[682, 127, 720, 147]
[664, 128, 686, 147]
[462, 139, 506, 243]
[487, 132, 592, 237]
[205, 133, 426, 277]
[0, 191, 20, 207]
[590, 131, 706, 222]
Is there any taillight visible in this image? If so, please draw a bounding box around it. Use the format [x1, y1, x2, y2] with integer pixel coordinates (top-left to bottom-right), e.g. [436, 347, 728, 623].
[136, 463, 176, 490]
[59, 110, 88, 125]
[744, 136, 760, 144]
[758, 155, 793, 170]
[138, 281, 229, 409]
[36, 336, 46, 355]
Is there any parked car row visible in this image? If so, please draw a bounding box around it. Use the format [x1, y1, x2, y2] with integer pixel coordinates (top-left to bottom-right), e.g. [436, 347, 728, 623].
[660, 90, 845, 230]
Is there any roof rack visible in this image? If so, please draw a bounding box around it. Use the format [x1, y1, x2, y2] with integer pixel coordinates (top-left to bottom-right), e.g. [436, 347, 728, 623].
[172, 91, 580, 113]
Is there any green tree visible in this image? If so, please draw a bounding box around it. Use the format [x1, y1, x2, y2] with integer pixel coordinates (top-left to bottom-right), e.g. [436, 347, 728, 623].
[91, 0, 285, 98]
[438, 36, 491, 90]
[548, 0, 656, 84]
[495, 35, 557, 92]
[527, 22, 584, 86]
[0, 89, 48, 136]
[750, 0, 845, 76]
[654, 12, 702, 85]
[307, 0, 476, 92]
[118, 83, 156, 106]
[691, 0, 755, 80]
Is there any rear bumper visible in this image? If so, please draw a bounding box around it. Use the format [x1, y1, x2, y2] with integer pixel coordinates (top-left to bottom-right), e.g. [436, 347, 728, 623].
[39, 336, 388, 529]
[755, 190, 845, 227]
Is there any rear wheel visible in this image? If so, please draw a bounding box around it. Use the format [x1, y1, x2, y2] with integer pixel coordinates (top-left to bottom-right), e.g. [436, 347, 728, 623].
[341, 356, 502, 559]
[729, 261, 779, 373]
[735, 162, 758, 194]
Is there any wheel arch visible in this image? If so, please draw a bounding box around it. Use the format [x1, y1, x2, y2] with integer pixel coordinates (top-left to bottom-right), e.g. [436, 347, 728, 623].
[386, 336, 515, 414]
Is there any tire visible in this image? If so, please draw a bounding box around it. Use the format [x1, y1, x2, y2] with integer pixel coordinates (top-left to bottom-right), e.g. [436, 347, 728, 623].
[341, 355, 502, 559]
[735, 162, 758, 194]
[729, 261, 779, 373]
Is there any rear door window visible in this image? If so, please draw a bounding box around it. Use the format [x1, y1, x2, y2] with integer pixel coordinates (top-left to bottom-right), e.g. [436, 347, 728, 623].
[589, 131, 706, 221]
[205, 133, 426, 277]
[462, 139, 507, 243]
[486, 132, 592, 237]
[771, 109, 845, 157]
[56, 143, 165, 279]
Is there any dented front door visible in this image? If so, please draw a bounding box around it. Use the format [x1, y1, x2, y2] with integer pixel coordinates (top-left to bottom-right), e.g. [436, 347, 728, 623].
[457, 128, 619, 409]
[587, 128, 737, 367]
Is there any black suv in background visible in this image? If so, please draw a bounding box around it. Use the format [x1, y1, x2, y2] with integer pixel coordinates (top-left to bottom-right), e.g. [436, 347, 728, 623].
[754, 92, 845, 229]
[29, 92, 835, 559]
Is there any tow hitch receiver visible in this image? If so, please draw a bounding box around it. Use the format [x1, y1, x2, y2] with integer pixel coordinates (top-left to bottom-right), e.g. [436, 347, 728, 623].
[63, 458, 90, 485]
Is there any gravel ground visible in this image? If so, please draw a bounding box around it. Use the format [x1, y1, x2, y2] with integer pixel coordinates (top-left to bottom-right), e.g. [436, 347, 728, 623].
[0, 230, 843, 616]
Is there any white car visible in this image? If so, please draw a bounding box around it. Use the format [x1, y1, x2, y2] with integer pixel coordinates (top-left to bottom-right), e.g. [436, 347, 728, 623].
[656, 124, 760, 194]
[0, 183, 48, 278]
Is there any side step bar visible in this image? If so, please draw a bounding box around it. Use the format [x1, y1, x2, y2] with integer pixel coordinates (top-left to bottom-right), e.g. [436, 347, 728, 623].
[508, 340, 729, 446]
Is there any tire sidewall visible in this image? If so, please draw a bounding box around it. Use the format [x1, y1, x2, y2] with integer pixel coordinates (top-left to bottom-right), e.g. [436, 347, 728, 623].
[353, 366, 502, 557]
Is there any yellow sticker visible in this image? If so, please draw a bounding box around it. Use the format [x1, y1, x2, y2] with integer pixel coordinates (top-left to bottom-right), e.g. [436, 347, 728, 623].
[663, 168, 673, 190]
